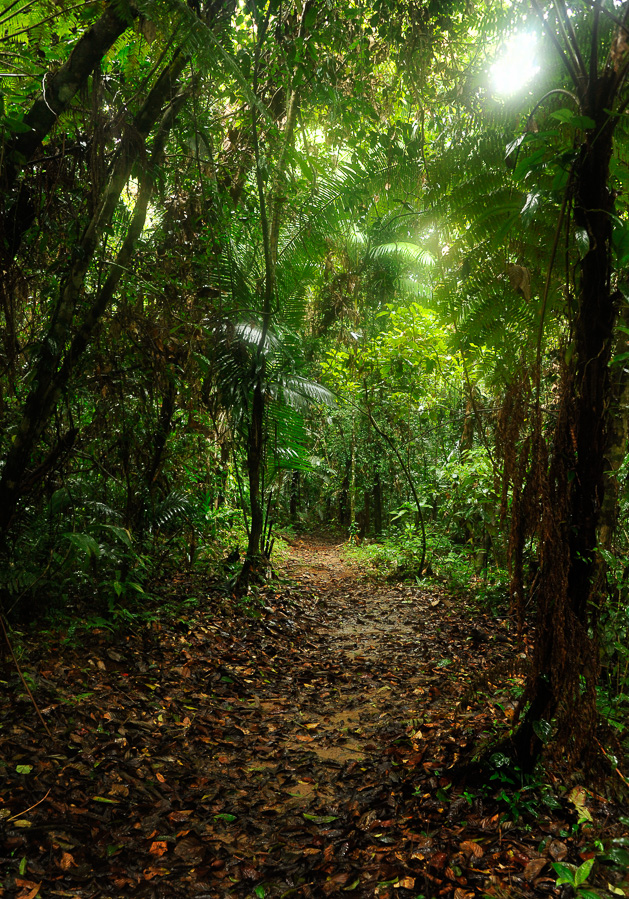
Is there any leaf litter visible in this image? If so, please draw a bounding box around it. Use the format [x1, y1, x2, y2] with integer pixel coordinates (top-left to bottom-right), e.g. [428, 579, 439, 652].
[0, 537, 628, 898]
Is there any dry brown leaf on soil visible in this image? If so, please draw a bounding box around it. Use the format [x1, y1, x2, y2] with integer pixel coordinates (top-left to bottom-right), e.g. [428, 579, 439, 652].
[523, 858, 547, 882]
[15, 880, 41, 899]
[460, 840, 484, 858]
[143, 867, 169, 880]
[548, 840, 568, 861]
[58, 851, 76, 870]
[454, 889, 475, 899]
[149, 840, 169, 856]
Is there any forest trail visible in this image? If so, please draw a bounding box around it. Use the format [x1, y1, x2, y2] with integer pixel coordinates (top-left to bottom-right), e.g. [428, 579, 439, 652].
[0, 537, 619, 899]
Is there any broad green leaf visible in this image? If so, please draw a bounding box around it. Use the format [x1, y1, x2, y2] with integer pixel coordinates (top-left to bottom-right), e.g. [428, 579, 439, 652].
[604, 846, 629, 867]
[16, 764, 32, 774]
[574, 858, 595, 887]
[532, 718, 552, 743]
[612, 215, 629, 266]
[64, 531, 100, 558]
[100, 524, 133, 547]
[552, 861, 576, 884]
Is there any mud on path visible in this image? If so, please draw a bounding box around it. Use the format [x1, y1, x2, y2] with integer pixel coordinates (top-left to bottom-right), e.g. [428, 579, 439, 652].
[0, 537, 621, 899]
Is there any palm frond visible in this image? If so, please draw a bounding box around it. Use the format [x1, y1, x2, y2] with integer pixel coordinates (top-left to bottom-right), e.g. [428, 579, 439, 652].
[152, 490, 194, 529]
[275, 375, 336, 411]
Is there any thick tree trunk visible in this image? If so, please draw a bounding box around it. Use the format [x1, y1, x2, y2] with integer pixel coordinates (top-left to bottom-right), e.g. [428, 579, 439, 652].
[597, 303, 629, 553]
[513, 95, 617, 767]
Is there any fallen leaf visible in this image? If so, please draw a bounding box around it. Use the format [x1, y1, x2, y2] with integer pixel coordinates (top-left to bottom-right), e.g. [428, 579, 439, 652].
[548, 840, 568, 861]
[149, 841, 168, 857]
[59, 851, 76, 870]
[15, 880, 40, 899]
[524, 858, 547, 882]
[460, 840, 484, 858]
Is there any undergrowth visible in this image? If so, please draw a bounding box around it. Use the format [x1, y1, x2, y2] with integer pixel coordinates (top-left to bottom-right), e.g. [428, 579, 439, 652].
[344, 530, 509, 608]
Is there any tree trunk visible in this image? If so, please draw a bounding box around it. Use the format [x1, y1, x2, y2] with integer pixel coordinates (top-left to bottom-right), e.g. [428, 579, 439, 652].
[373, 470, 383, 536]
[236, 0, 314, 590]
[243, 374, 266, 573]
[513, 87, 618, 768]
[597, 303, 629, 554]
[290, 471, 300, 521]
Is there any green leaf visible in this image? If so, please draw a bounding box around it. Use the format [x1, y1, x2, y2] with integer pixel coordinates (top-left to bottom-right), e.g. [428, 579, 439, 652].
[254, 887, 266, 898]
[574, 858, 595, 887]
[64, 531, 100, 558]
[214, 813, 236, 822]
[100, 524, 133, 547]
[303, 813, 338, 824]
[2, 115, 31, 133]
[604, 846, 629, 867]
[571, 115, 596, 130]
[550, 108, 596, 130]
[532, 718, 552, 743]
[92, 796, 117, 803]
[612, 215, 629, 267]
[15, 764, 32, 774]
[552, 862, 576, 885]
[575, 227, 590, 256]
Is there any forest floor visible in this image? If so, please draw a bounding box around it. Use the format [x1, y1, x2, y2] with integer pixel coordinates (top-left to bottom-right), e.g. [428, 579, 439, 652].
[1, 536, 628, 899]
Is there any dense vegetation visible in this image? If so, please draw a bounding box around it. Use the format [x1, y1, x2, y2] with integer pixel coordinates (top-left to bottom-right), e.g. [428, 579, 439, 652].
[2, 0, 629, 780]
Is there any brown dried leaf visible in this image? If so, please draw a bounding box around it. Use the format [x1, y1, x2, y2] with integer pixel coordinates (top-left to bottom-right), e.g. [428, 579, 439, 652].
[524, 858, 547, 882]
[15, 881, 41, 899]
[59, 851, 76, 870]
[506, 263, 531, 301]
[460, 840, 484, 858]
[548, 840, 568, 861]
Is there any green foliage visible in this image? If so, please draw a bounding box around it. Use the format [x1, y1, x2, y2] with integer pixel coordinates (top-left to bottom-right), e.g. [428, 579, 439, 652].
[552, 859, 598, 899]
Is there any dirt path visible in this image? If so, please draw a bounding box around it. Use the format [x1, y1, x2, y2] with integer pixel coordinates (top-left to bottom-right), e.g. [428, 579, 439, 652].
[0, 537, 624, 899]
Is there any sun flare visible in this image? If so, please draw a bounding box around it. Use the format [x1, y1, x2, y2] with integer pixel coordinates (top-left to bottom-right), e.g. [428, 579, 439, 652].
[491, 32, 540, 96]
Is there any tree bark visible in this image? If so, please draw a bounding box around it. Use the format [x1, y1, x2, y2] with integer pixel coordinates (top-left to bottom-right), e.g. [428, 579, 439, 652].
[513, 74, 618, 767]
[236, 0, 314, 589]
[597, 303, 629, 554]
